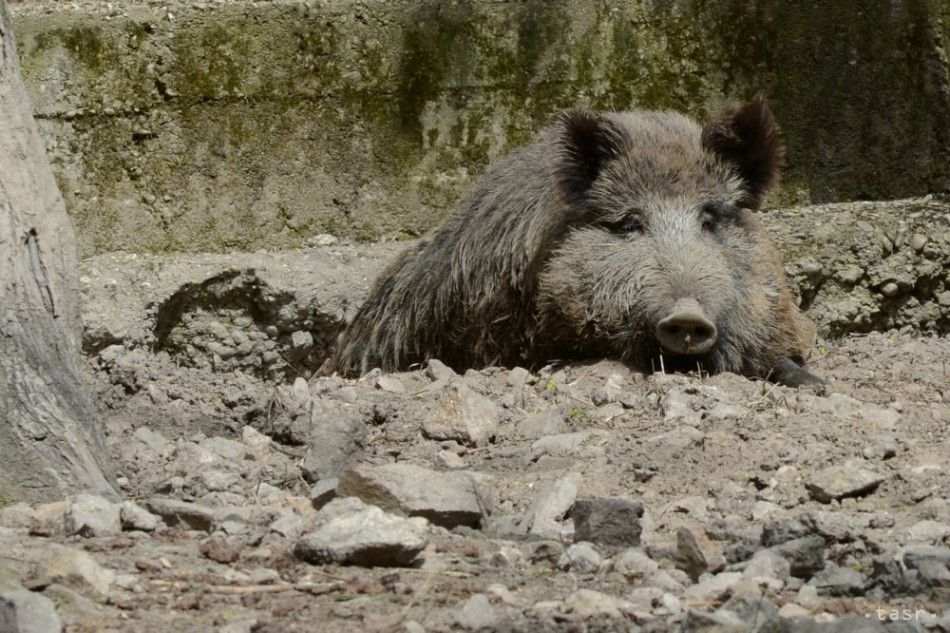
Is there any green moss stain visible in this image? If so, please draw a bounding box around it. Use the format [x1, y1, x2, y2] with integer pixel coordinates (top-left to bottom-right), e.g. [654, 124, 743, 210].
[53, 25, 107, 70]
[172, 21, 253, 99]
[12, 0, 949, 254]
[396, 2, 477, 135]
[511, 1, 570, 87]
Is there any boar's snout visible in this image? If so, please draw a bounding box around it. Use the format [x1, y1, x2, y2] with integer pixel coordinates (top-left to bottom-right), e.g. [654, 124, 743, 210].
[656, 298, 717, 355]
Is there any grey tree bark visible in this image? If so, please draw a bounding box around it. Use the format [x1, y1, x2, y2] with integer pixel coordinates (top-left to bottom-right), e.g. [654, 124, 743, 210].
[0, 0, 116, 502]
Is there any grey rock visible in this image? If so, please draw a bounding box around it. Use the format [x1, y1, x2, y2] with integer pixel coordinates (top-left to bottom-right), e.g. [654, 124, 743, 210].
[436, 450, 466, 469]
[809, 563, 866, 596]
[646, 570, 687, 592]
[306, 233, 338, 247]
[518, 405, 569, 439]
[199, 436, 249, 462]
[276, 377, 312, 414]
[216, 617, 258, 633]
[375, 375, 405, 394]
[669, 495, 709, 521]
[269, 510, 307, 540]
[483, 514, 523, 538]
[253, 482, 286, 505]
[591, 402, 625, 422]
[248, 568, 281, 585]
[132, 427, 171, 459]
[591, 380, 623, 406]
[862, 441, 898, 461]
[806, 462, 885, 503]
[454, 593, 497, 630]
[119, 502, 162, 532]
[662, 389, 701, 424]
[612, 548, 658, 580]
[572, 497, 644, 547]
[217, 517, 251, 536]
[902, 546, 950, 588]
[761, 517, 811, 547]
[487, 544, 525, 568]
[676, 524, 726, 581]
[777, 602, 811, 619]
[34, 545, 114, 601]
[660, 592, 683, 615]
[198, 469, 240, 492]
[742, 548, 791, 583]
[422, 383, 498, 447]
[905, 520, 950, 545]
[329, 386, 360, 403]
[529, 430, 608, 461]
[683, 571, 743, 602]
[30, 502, 67, 536]
[309, 478, 338, 510]
[314, 497, 369, 525]
[337, 462, 490, 528]
[528, 600, 562, 619]
[302, 399, 365, 482]
[170, 442, 219, 474]
[558, 542, 603, 574]
[683, 608, 746, 629]
[867, 512, 896, 529]
[910, 233, 928, 251]
[0, 504, 36, 530]
[241, 425, 272, 453]
[64, 494, 121, 537]
[524, 541, 566, 565]
[36, 585, 96, 624]
[290, 330, 313, 349]
[199, 534, 244, 564]
[796, 584, 820, 608]
[294, 503, 428, 567]
[772, 536, 826, 580]
[807, 510, 853, 543]
[0, 590, 62, 633]
[506, 366, 530, 385]
[751, 500, 783, 522]
[145, 498, 216, 532]
[562, 589, 624, 620]
[717, 582, 779, 625]
[774, 615, 901, 632]
[625, 586, 661, 613]
[520, 473, 581, 538]
[426, 358, 458, 382]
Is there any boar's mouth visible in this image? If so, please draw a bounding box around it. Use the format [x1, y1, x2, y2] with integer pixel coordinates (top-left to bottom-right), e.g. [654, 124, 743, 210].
[626, 336, 721, 377]
[652, 350, 718, 375]
[648, 349, 719, 376]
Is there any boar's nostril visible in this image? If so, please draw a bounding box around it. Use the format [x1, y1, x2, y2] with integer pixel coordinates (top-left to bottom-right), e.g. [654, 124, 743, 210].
[656, 302, 718, 355]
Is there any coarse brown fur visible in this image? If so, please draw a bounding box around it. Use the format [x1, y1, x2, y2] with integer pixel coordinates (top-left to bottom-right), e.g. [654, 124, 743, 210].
[324, 97, 820, 386]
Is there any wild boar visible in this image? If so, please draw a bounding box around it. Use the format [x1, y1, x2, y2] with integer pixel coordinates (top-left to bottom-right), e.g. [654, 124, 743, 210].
[324, 96, 821, 387]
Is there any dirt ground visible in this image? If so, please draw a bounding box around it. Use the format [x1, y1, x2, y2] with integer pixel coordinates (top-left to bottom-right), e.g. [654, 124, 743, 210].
[2, 195, 949, 632]
[1, 320, 947, 631]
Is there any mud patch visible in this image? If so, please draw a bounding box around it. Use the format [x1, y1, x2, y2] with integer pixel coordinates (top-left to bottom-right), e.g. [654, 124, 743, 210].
[152, 269, 335, 380]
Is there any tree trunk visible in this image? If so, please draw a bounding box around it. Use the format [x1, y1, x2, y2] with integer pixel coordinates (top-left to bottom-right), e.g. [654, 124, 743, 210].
[0, 0, 116, 502]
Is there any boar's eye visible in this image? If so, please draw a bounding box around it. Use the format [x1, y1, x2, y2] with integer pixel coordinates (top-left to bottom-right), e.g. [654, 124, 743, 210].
[701, 202, 727, 232]
[602, 214, 644, 235]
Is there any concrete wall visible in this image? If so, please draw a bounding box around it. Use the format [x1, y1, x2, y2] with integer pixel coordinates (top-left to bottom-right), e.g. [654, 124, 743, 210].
[12, 0, 950, 256]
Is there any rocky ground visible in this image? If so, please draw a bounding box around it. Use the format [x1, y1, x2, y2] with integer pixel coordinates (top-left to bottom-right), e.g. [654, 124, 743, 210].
[1, 206, 949, 631]
[0, 332, 947, 631]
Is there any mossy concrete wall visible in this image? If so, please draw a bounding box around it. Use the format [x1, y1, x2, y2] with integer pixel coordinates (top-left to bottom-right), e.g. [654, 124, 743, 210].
[12, 0, 950, 256]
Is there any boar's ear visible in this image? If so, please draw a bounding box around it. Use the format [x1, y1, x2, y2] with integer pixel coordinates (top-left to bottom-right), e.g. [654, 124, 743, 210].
[702, 96, 782, 209]
[556, 110, 629, 205]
